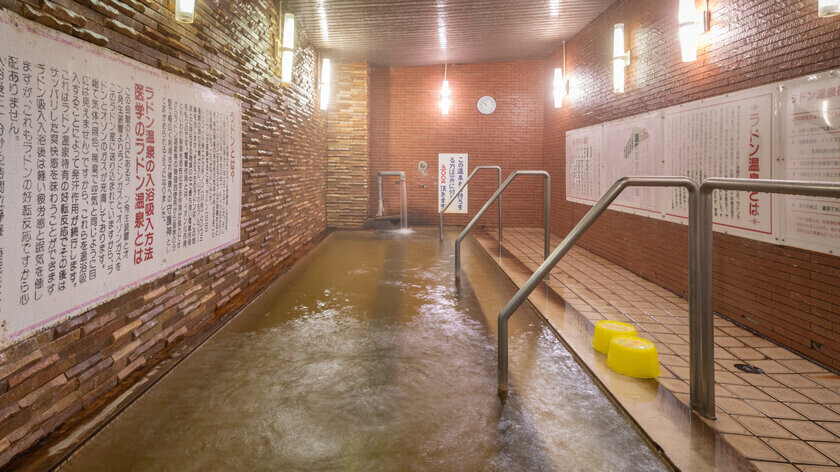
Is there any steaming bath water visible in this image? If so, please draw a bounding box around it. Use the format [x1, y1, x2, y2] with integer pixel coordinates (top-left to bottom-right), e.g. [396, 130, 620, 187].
[58, 229, 667, 471]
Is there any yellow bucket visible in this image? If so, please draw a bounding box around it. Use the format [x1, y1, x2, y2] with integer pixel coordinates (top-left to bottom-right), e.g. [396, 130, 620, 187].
[592, 320, 638, 354]
[606, 335, 661, 378]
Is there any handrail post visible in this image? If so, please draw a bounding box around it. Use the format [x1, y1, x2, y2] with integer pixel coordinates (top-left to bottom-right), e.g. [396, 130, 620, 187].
[439, 166, 503, 240]
[691, 185, 716, 419]
[454, 170, 550, 277]
[544, 174, 551, 262]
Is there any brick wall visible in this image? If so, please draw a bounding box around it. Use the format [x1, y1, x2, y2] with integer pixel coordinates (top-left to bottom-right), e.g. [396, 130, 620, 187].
[326, 62, 369, 228]
[369, 61, 546, 227]
[544, 0, 840, 369]
[0, 0, 327, 466]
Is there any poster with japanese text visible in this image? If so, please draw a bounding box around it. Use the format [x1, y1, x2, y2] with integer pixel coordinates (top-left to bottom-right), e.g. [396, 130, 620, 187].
[600, 113, 664, 215]
[438, 153, 468, 213]
[565, 126, 602, 204]
[782, 74, 840, 254]
[0, 11, 242, 346]
[663, 87, 776, 241]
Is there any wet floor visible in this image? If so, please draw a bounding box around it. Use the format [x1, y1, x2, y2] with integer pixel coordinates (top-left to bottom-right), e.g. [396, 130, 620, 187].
[58, 229, 668, 472]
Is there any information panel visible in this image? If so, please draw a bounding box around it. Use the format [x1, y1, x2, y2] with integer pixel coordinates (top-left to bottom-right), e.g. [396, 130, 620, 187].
[0, 12, 242, 345]
[663, 87, 775, 241]
[565, 126, 602, 204]
[438, 153, 468, 213]
[601, 113, 663, 215]
[782, 74, 840, 254]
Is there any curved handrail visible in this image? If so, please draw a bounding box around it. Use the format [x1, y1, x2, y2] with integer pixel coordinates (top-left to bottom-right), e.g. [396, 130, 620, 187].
[455, 170, 550, 276]
[693, 178, 840, 418]
[439, 166, 502, 242]
[496, 177, 700, 406]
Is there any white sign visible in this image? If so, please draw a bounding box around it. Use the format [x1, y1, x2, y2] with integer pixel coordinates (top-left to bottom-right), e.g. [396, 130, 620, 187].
[782, 74, 840, 253]
[0, 12, 242, 345]
[565, 126, 602, 204]
[601, 113, 663, 215]
[438, 154, 468, 213]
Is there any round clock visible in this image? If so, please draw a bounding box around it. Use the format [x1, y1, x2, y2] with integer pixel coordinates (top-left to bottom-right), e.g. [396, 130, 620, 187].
[477, 96, 496, 114]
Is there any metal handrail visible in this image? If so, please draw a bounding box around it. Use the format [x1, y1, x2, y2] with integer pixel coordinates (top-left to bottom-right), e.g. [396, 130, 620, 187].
[439, 166, 503, 242]
[376, 171, 406, 218]
[693, 178, 840, 418]
[496, 177, 700, 404]
[455, 170, 550, 276]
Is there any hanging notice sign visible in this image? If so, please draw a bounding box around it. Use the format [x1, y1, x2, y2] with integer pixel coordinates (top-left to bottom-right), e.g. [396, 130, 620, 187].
[438, 153, 468, 213]
[0, 12, 242, 345]
[601, 113, 663, 215]
[565, 126, 602, 204]
[782, 74, 840, 253]
[663, 87, 775, 241]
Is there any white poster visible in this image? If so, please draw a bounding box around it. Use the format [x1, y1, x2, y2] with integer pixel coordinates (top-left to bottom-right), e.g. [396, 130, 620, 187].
[782, 74, 840, 254]
[0, 11, 242, 346]
[438, 153, 468, 213]
[663, 87, 776, 241]
[565, 126, 602, 204]
[601, 113, 663, 215]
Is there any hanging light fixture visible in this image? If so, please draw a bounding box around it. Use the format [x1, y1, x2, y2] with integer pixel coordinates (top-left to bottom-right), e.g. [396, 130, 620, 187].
[613, 23, 630, 94]
[280, 13, 295, 85]
[678, 0, 710, 62]
[175, 0, 195, 23]
[819, 0, 840, 16]
[320, 58, 331, 110]
[440, 64, 451, 115]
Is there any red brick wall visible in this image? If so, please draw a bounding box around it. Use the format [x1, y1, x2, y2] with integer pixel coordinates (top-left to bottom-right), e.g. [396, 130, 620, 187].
[369, 61, 546, 227]
[544, 0, 840, 369]
[0, 0, 327, 466]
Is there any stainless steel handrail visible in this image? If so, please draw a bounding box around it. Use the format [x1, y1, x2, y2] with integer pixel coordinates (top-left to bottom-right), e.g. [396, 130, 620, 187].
[376, 171, 406, 218]
[439, 166, 503, 242]
[496, 177, 700, 404]
[693, 178, 840, 418]
[455, 170, 550, 276]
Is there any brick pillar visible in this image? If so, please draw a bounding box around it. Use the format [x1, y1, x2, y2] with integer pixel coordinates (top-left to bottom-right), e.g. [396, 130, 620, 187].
[326, 62, 370, 228]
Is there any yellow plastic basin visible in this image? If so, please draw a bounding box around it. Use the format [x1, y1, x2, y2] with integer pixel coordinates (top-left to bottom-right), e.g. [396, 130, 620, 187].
[606, 335, 661, 378]
[592, 320, 638, 354]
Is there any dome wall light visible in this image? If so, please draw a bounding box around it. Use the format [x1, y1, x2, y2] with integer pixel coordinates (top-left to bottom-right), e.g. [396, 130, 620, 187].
[679, 0, 711, 62]
[319, 58, 331, 110]
[819, 0, 840, 17]
[175, 0, 195, 23]
[280, 13, 295, 85]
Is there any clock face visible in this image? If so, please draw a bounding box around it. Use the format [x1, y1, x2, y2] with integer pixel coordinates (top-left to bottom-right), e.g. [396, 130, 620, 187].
[477, 96, 496, 114]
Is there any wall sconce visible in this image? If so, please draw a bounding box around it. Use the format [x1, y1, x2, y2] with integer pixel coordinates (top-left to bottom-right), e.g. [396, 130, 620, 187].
[679, 0, 710, 62]
[613, 23, 630, 94]
[280, 13, 295, 85]
[440, 64, 451, 115]
[819, 0, 840, 16]
[553, 68, 565, 108]
[175, 0, 195, 23]
[320, 58, 331, 110]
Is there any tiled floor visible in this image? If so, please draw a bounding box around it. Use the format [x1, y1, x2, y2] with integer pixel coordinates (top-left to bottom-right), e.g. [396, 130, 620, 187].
[474, 227, 840, 472]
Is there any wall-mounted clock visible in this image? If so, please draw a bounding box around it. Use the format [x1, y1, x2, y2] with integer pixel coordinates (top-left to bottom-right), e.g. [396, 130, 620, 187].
[477, 96, 496, 115]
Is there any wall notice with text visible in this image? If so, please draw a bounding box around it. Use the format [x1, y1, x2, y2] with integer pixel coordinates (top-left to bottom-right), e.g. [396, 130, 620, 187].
[0, 12, 243, 346]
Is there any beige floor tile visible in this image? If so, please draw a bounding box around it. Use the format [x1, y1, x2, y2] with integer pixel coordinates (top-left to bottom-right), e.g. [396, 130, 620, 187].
[765, 387, 817, 403]
[723, 434, 785, 461]
[758, 347, 801, 360]
[788, 403, 840, 422]
[726, 384, 774, 401]
[702, 412, 750, 434]
[780, 359, 831, 374]
[750, 461, 799, 472]
[717, 396, 764, 416]
[771, 374, 821, 389]
[816, 421, 840, 437]
[734, 415, 795, 438]
[796, 465, 840, 472]
[751, 360, 795, 374]
[765, 438, 833, 465]
[742, 374, 785, 388]
[777, 420, 836, 441]
[809, 441, 840, 465]
[749, 400, 807, 420]
[800, 390, 840, 404]
[729, 346, 769, 360]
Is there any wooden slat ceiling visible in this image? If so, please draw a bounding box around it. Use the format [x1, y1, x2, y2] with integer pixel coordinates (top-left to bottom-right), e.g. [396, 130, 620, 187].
[283, 0, 617, 66]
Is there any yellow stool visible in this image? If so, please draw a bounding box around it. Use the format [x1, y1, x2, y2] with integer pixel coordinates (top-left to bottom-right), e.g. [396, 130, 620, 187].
[592, 320, 638, 354]
[606, 335, 661, 378]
